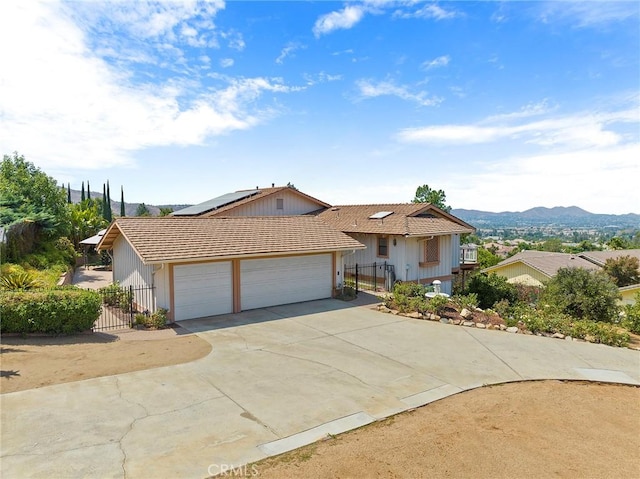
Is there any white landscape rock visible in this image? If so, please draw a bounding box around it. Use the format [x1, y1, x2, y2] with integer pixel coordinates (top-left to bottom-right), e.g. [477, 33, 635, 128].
[460, 308, 473, 319]
[506, 326, 519, 333]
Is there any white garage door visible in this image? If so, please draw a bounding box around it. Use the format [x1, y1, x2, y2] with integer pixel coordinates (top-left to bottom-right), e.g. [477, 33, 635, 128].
[241, 254, 332, 311]
[173, 262, 232, 320]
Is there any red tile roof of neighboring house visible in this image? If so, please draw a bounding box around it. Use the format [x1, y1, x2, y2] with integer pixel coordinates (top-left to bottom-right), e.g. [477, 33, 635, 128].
[317, 203, 474, 236]
[98, 216, 365, 264]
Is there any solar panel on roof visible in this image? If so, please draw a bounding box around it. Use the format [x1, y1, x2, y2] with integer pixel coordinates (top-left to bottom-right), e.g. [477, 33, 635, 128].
[369, 211, 393, 219]
[172, 190, 261, 216]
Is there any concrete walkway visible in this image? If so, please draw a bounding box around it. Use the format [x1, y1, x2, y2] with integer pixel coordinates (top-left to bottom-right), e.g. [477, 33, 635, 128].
[72, 266, 113, 290]
[2, 298, 639, 478]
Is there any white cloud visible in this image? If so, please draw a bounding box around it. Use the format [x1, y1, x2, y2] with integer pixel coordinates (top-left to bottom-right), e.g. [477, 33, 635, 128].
[356, 79, 442, 107]
[276, 42, 306, 65]
[396, 104, 637, 148]
[422, 55, 450, 70]
[313, 5, 366, 37]
[220, 58, 234, 68]
[0, 1, 297, 171]
[445, 144, 640, 214]
[536, 1, 639, 28]
[394, 3, 460, 20]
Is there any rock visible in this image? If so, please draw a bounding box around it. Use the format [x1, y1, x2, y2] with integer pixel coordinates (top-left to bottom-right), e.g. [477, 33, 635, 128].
[506, 326, 519, 333]
[462, 321, 475, 327]
[439, 317, 450, 324]
[460, 308, 473, 319]
[499, 324, 507, 331]
[390, 310, 399, 315]
[475, 323, 486, 329]
[552, 333, 565, 339]
[407, 312, 423, 319]
[451, 319, 461, 325]
[378, 306, 391, 313]
[565, 336, 573, 341]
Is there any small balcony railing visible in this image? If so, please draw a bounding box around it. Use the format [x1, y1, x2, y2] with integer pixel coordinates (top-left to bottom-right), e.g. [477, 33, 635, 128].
[460, 244, 478, 264]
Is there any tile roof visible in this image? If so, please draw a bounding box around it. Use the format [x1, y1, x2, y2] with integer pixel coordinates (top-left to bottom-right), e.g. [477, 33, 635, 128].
[578, 249, 640, 267]
[485, 250, 600, 278]
[317, 204, 474, 236]
[98, 216, 365, 264]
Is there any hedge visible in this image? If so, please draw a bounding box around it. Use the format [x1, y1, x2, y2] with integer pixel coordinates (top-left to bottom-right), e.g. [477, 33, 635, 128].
[0, 288, 102, 334]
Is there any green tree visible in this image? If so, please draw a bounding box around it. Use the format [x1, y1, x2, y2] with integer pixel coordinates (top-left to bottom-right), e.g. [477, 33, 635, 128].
[477, 247, 501, 268]
[87, 181, 91, 200]
[541, 267, 620, 323]
[120, 186, 125, 217]
[67, 183, 71, 204]
[603, 256, 640, 287]
[81, 181, 86, 202]
[0, 153, 70, 260]
[105, 180, 112, 222]
[69, 199, 107, 248]
[412, 184, 451, 212]
[135, 203, 151, 217]
[466, 273, 518, 309]
[607, 236, 631, 250]
[159, 207, 173, 216]
[540, 238, 563, 252]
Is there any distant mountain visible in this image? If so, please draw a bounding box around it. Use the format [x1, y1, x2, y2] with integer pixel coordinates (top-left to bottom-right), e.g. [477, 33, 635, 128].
[451, 206, 640, 229]
[67, 189, 191, 217]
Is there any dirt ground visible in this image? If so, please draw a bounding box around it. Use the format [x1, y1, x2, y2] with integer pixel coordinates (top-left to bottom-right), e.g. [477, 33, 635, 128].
[2, 331, 639, 479]
[254, 381, 640, 479]
[0, 328, 212, 394]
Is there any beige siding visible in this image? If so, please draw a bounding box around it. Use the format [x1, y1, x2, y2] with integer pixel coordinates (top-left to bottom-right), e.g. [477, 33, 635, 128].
[225, 190, 321, 216]
[620, 286, 640, 305]
[451, 234, 461, 269]
[153, 264, 170, 310]
[113, 236, 153, 288]
[492, 263, 548, 287]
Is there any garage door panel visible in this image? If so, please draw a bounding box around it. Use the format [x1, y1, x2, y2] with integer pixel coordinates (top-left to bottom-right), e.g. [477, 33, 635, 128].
[241, 255, 332, 310]
[174, 262, 232, 320]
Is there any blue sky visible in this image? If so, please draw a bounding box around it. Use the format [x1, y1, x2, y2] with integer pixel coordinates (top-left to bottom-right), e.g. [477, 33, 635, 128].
[1, 1, 638, 214]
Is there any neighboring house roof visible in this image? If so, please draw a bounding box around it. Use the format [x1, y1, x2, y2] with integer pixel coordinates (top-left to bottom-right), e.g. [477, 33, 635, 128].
[172, 186, 330, 217]
[317, 203, 474, 236]
[578, 249, 640, 267]
[484, 250, 600, 279]
[79, 229, 107, 246]
[97, 216, 365, 264]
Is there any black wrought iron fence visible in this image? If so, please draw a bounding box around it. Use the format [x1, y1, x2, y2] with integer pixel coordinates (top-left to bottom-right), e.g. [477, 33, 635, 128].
[344, 262, 395, 292]
[93, 284, 155, 331]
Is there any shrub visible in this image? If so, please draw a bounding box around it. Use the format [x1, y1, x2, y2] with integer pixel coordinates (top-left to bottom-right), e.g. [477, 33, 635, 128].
[387, 281, 427, 313]
[98, 282, 133, 312]
[134, 308, 168, 329]
[466, 273, 518, 309]
[0, 288, 101, 334]
[451, 293, 478, 312]
[622, 292, 640, 334]
[0, 270, 42, 290]
[541, 267, 620, 323]
[424, 294, 448, 315]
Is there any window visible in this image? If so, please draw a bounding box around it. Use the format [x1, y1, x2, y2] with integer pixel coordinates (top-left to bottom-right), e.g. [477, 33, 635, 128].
[276, 198, 284, 210]
[423, 237, 440, 265]
[377, 236, 389, 258]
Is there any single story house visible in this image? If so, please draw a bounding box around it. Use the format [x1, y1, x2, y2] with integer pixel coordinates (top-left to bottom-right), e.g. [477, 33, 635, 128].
[97, 216, 365, 321]
[317, 203, 476, 295]
[484, 249, 640, 305]
[483, 251, 600, 287]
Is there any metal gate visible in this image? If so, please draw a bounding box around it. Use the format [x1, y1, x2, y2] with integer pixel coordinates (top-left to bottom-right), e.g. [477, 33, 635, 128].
[344, 262, 395, 292]
[93, 284, 155, 331]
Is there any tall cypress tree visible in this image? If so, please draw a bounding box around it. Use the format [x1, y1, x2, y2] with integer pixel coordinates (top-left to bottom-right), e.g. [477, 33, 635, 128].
[102, 183, 107, 219]
[67, 183, 71, 204]
[87, 181, 91, 200]
[81, 181, 86, 202]
[105, 180, 112, 222]
[120, 186, 125, 217]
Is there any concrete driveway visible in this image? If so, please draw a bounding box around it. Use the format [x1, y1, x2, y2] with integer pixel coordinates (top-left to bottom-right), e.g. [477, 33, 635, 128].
[2, 297, 639, 478]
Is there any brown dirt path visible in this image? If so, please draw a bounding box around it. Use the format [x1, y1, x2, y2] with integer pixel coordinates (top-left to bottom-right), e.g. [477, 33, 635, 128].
[1, 328, 211, 393]
[253, 381, 640, 479]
